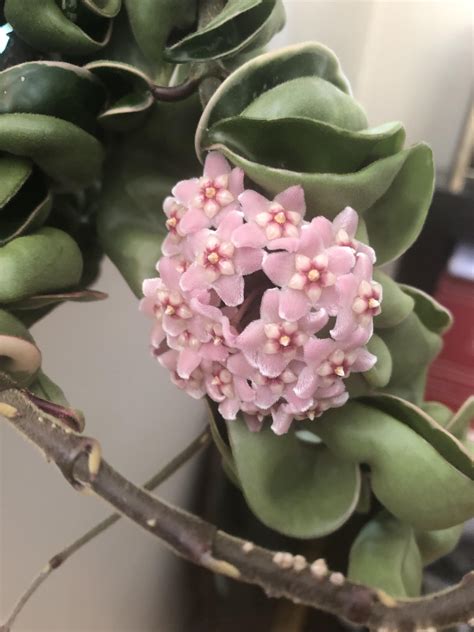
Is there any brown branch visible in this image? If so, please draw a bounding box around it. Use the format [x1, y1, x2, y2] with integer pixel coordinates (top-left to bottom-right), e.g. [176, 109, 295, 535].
[1, 386, 473, 632]
[0, 428, 210, 632]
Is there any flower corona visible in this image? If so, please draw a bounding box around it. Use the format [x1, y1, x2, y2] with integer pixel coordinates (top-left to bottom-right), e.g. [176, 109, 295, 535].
[141, 153, 382, 434]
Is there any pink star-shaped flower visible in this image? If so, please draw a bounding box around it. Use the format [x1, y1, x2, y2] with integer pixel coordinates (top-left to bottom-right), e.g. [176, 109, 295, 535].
[172, 152, 244, 234]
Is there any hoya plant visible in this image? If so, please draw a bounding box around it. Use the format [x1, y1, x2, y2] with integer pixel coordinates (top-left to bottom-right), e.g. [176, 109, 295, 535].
[0, 2, 473, 631]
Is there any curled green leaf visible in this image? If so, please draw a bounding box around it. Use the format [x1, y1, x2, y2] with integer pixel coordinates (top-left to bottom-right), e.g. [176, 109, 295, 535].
[228, 417, 361, 538]
[400, 284, 453, 334]
[0, 227, 83, 303]
[0, 62, 107, 133]
[0, 113, 104, 187]
[5, 0, 113, 55]
[0, 309, 41, 386]
[165, 0, 285, 63]
[363, 334, 392, 388]
[373, 269, 414, 329]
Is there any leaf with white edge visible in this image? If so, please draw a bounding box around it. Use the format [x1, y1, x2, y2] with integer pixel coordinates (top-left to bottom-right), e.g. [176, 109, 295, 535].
[196, 42, 353, 154]
[0, 61, 107, 133]
[400, 284, 453, 334]
[124, 0, 196, 67]
[205, 117, 405, 175]
[360, 394, 473, 479]
[314, 401, 474, 530]
[348, 511, 422, 598]
[10, 289, 107, 311]
[373, 269, 414, 329]
[86, 60, 153, 130]
[166, 0, 285, 63]
[362, 334, 392, 388]
[5, 0, 113, 55]
[0, 114, 104, 188]
[0, 309, 41, 386]
[377, 312, 441, 404]
[81, 0, 122, 18]
[227, 417, 361, 539]
[0, 227, 83, 303]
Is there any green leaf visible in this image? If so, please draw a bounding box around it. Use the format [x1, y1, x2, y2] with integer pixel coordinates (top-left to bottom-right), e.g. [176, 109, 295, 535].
[0, 155, 32, 207]
[446, 396, 474, 440]
[81, 0, 122, 18]
[205, 117, 405, 174]
[315, 401, 474, 530]
[373, 269, 414, 329]
[0, 62, 107, 133]
[377, 312, 441, 404]
[0, 227, 83, 303]
[364, 144, 434, 264]
[0, 309, 41, 386]
[124, 0, 196, 67]
[242, 77, 367, 131]
[207, 402, 241, 487]
[349, 511, 422, 598]
[400, 284, 453, 334]
[415, 523, 464, 566]
[86, 60, 154, 130]
[165, 0, 285, 63]
[362, 334, 392, 388]
[5, 0, 113, 55]
[0, 182, 52, 246]
[360, 394, 473, 479]
[227, 417, 361, 538]
[421, 401, 453, 427]
[196, 41, 353, 151]
[28, 369, 69, 407]
[0, 113, 104, 188]
[11, 289, 107, 311]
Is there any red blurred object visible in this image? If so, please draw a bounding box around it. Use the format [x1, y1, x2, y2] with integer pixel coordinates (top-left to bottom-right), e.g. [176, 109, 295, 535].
[425, 273, 474, 421]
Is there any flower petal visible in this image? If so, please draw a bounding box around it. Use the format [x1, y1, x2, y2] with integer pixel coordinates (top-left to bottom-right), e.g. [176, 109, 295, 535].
[274, 185, 305, 216]
[333, 206, 358, 237]
[260, 288, 280, 322]
[172, 178, 199, 205]
[179, 208, 210, 234]
[213, 274, 244, 306]
[232, 222, 266, 248]
[177, 347, 201, 379]
[238, 190, 269, 221]
[279, 288, 309, 322]
[263, 251, 295, 286]
[204, 151, 231, 178]
[234, 247, 263, 275]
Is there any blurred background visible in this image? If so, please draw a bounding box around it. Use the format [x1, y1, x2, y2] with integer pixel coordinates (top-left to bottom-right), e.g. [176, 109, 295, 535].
[1, 1, 472, 630]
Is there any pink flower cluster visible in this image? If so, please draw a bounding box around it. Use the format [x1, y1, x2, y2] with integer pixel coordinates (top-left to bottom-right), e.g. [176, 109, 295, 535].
[141, 152, 382, 434]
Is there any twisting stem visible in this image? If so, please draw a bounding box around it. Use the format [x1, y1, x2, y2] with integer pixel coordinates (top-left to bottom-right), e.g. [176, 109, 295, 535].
[0, 428, 210, 632]
[1, 386, 473, 632]
[151, 77, 201, 102]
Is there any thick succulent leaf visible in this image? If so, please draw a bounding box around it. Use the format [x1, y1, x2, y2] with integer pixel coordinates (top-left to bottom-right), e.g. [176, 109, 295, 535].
[373, 269, 414, 329]
[348, 512, 422, 598]
[422, 401, 453, 427]
[0, 227, 83, 303]
[206, 143, 433, 266]
[81, 0, 121, 18]
[0, 62, 107, 133]
[4, 0, 113, 55]
[124, 0, 196, 67]
[360, 394, 473, 479]
[400, 284, 453, 334]
[362, 334, 392, 388]
[314, 401, 474, 530]
[205, 117, 405, 174]
[242, 77, 367, 131]
[98, 100, 200, 295]
[377, 312, 441, 404]
[11, 289, 107, 311]
[0, 182, 52, 246]
[0, 155, 32, 206]
[446, 396, 474, 440]
[364, 144, 434, 264]
[227, 417, 361, 539]
[166, 0, 285, 62]
[86, 60, 153, 129]
[0, 114, 104, 188]
[415, 523, 464, 566]
[196, 41, 353, 153]
[0, 309, 41, 386]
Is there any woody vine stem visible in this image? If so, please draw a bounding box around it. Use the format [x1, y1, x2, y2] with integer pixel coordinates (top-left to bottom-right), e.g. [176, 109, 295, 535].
[1, 381, 473, 632]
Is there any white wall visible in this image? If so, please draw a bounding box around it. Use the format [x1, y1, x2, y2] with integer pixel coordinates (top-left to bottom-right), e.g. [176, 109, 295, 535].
[1, 2, 472, 630]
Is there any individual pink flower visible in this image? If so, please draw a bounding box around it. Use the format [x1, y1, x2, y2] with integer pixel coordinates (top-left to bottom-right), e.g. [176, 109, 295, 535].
[295, 329, 376, 400]
[232, 186, 305, 251]
[263, 217, 355, 321]
[161, 197, 187, 256]
[204, 361, 255, 420]
[172, 152, 244, 234]
[331, 253, 382, 341]
[313, 206, 376, 262]
[237, 288, 328, 378]
[179, 211, 263, 306]
[157, 349, 206, 399]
